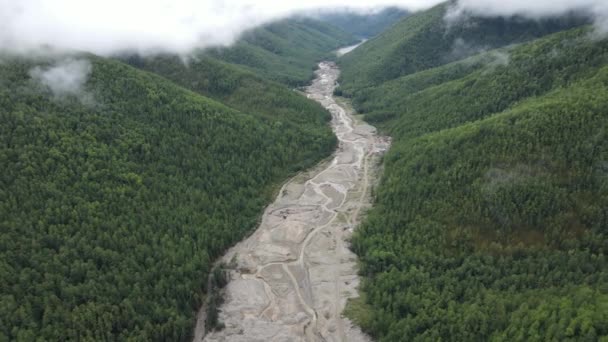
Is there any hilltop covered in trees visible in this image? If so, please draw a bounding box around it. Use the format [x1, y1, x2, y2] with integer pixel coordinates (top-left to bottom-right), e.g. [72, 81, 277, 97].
[338, 5, 608, 341]
[0, 16, 352, 342]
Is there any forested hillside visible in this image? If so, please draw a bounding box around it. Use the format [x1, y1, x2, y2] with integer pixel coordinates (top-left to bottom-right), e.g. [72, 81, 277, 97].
[0, 53, 335, 341]
[204, 18, 356, 86]
[317, 7, 408, 38]
[120, 17, 354, 151]
[125, 54, 330, 129]
[339, 2, 587, 93]
[339, 8, 608, 342]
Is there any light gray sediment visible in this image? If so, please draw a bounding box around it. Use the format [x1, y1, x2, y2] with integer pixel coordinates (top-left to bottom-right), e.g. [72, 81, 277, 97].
[197, 61, 390, 342]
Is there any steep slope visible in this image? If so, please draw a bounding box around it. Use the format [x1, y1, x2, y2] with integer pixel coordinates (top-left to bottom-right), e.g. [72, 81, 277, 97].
[127, 54, 332, 132]
[0, 55, 335, 341]
[122, 18, 356, 138]
[317, 7, 409, 38]
[348, 27, 608, 139]
[339, 16, 608, 342]
[206, 18, 356, 86]
[338, 2, 586, 92]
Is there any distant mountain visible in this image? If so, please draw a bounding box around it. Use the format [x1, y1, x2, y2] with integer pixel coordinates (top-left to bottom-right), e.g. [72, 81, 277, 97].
[339, 3, 587, 91]
[338, 3, 608, 341]
[317, 7, 409, 38]
[204, 18, 356, 86]
[120, 18, 357, 129]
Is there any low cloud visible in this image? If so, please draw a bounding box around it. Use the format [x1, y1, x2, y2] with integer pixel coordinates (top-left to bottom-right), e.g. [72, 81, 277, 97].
[29, 58, 93, 103]
[4, 1, 604, 57]
[452, 0, 605, 18]
[448, 0, 608, 34]
[449, 38, 511, 68]
[0, 0, 443, 56]
[450, 38, 489, 60]
[487, 50, 510, 67]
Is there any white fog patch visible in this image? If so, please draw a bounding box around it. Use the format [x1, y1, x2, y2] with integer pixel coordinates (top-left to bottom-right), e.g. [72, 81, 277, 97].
[591, 3, 608, 37]
[449, 38, 511, 69]
[29, 58, 93, 103]
[447, 0, 608, 36]
[487, 50, 510, 67]
[0, 0, 444, 56]
[452, 0, 604, 18]
[5, 0, 606, 57]
[450, 38, 489, 60]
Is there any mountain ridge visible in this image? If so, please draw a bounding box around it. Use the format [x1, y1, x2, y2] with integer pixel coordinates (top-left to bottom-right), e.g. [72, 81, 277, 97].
[0, 17, 352, 341]
[338, 5, 608, 341]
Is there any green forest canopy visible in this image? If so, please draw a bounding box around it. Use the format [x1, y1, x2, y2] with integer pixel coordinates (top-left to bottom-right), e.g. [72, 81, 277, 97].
[204, 18, 356, 86]
[339, 2, 587, 92]
[0, 17, 349, 341]
[338, 7, 608, 341]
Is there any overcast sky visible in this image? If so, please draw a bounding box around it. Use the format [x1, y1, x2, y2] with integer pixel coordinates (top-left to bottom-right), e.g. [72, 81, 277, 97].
[1, 0, 606, 56]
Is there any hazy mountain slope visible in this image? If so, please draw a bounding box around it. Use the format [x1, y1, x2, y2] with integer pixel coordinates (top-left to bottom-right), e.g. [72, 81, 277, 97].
[0, 55, 335, 341]
[338, 18, 608, 342]
[348, 27, 608, 139]
[206, 18, 356, 86]
[127, 54, 333, 135]
[123, 18, 355, 141]
[317, 7, 409, 38]
[338, 2, 586, 92]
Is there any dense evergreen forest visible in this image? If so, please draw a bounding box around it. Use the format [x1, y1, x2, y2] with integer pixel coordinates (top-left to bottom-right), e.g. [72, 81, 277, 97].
[338, 4, 608, 341]
[339, 2, 587, 93]
[203, 18, 356, 86]
[0, 17, 349, 341]
[124, 54, 328, 126]
[4, 2, 607, 340]
[316, 7, 409, 38]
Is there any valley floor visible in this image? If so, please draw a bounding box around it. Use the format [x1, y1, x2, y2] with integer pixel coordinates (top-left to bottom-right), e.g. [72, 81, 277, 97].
[198, 62, 389, 341]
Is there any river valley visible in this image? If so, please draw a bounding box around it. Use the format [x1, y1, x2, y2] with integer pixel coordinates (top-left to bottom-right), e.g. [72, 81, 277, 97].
[198, 60, 390, 342]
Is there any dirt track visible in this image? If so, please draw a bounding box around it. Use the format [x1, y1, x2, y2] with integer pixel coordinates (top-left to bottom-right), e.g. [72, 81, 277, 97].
[198, 61, 390, 342]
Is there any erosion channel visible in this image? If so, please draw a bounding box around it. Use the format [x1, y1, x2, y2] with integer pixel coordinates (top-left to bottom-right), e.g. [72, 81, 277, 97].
[199, 61, 390, 342]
